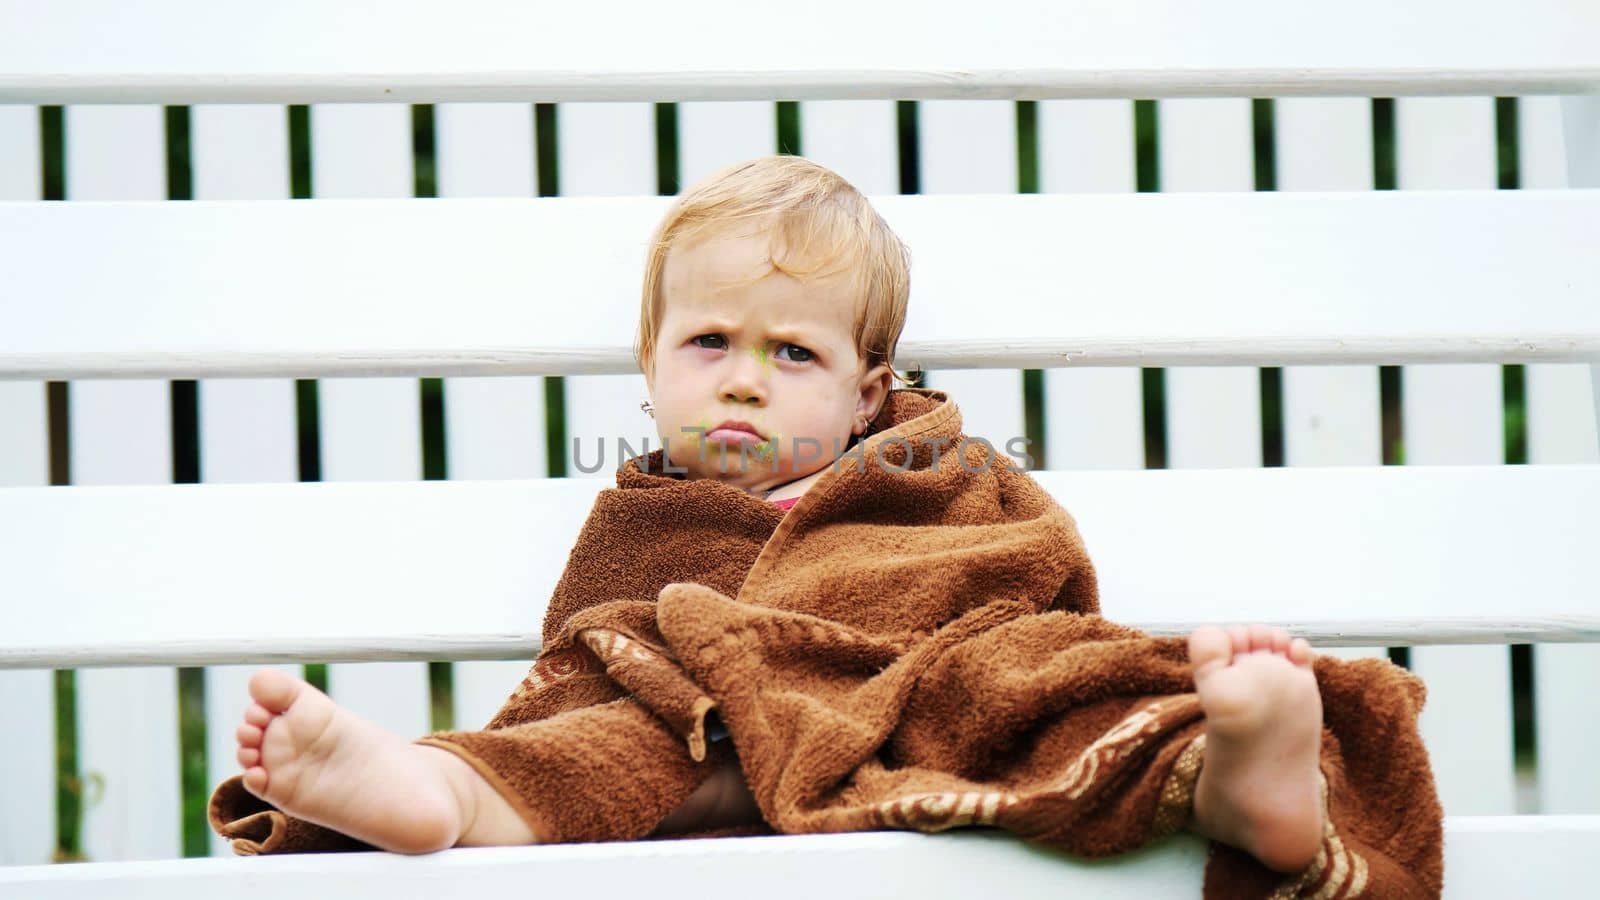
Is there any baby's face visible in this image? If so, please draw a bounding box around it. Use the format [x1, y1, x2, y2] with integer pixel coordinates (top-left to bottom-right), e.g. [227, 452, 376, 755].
[649, 230, 887, 493]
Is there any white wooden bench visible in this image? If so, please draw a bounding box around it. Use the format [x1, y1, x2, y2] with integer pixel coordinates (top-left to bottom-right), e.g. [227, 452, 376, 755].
[2, 0, 1599, 895]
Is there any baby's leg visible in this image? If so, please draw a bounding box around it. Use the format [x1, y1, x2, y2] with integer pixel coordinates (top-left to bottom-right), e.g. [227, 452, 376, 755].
[234, 669, 535, 853]
[1187, 625, 1324, 873]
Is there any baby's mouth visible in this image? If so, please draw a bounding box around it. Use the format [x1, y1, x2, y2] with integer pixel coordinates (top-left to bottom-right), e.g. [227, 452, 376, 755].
[706, 420, 766, 443]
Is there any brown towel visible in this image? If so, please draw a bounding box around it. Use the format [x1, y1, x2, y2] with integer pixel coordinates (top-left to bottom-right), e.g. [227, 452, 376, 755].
[212, 388, 1442, 898]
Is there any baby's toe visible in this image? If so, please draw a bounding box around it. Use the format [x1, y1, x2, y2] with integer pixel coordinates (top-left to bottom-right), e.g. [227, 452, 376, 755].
[242, 766, 268, 797]
[236, 722, 263, 748]
[1247, 624, 1276, 653]
[248, 668, 301, 714]
[237, 745, 260, 768]
[1288, 637, 1315, 667]
[1189, 626, 1234, 678]
[243, 703, 273, 728]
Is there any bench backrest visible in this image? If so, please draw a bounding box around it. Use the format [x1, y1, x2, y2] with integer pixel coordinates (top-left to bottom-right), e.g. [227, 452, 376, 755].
[2, 0, 1598, 867]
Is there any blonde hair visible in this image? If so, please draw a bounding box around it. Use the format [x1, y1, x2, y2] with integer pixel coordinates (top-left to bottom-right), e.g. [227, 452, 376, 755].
[634, 156, 913, 384]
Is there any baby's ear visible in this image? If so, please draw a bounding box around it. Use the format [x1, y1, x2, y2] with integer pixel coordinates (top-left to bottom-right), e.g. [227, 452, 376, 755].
[856, 362, 893, 421]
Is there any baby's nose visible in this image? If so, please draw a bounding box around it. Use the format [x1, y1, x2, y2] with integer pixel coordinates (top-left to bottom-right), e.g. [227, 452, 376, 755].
[720, 350, 769, 403]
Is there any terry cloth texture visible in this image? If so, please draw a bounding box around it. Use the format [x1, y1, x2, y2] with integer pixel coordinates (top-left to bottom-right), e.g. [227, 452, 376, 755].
[211, 388, 1443, 898]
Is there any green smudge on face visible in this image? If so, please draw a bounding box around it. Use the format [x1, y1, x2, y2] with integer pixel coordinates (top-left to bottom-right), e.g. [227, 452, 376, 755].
[753, 346, 775, 370]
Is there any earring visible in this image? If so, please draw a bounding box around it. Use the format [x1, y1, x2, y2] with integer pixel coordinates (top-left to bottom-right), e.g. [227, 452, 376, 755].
[640, 398, 655, 418]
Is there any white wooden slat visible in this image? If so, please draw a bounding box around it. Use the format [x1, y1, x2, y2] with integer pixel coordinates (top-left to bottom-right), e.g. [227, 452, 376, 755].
[4, 467, 1597, 669]
[1537, 646, 1600, 814]
[438, 375, 548, 725]
[310, 103, 430, 739]
[64, 105, 164, 202]
[75, 667, 181, 863]
[1520, 95, 1600, 816]
[1567, 96, 1600, 188]
[1527, 369, 1600, 464]
[1519, 96, 1600, 464]
[1042, 368, 1143, 471]
[1276, 98, 1374, 194]
[1280, 364, 1385, 666]
[676, 101, 775, 188]
[1397, 98, 1497, 191]
[1156, 98, 1261, 471]
[191, 105, 297, 486]
[1528, 361, 1600, 815]
[555, 103, 657, 479]
[64, 103, 183, 863]
[0, 104, 39, 199]
[69, 383, 181, 864]
[1567, 95, 1600, 446]
[0, 217, 52, 868]
[1520, 96, 1568, 191]
[0, 385, 46, 487]
[1038, 100, 1142, 470]
[433, 100, 545, 731]
[0, 668, 53, 865]
[1396, 96, 1515, 817]
[796, 101, 898, 196]
[1276, 99, 1381, 468]
[1402, 367, 1502, 464]
[1157, 98, 1255, 192]
[196, 380, 297, 484]
[916, 100, 1024, 449]
[1275, 98, 1387, 662]
[189, 103, 301, 855]
[1164, 366, 1261, 469]
[916, 102, 1014, 194]
[6, 816, 1600, 900]
[7, 191, 1600, 380]
[555, 104, 657, 198]
[1280, 367, 1381, 469]
[432, 102, 543, 475]
[434, 103, 535, 198]
[1038, 100, 1136, 195]
[0, 106, 44, 486]
[7, 0, 1600, 104]
[10, 817, 1600, 900]
[190, 105, 289, 200]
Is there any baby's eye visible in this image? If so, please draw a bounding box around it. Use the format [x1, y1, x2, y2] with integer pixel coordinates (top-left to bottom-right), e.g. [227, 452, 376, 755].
[693, 334, 727, 350]
[775, 343, 814, 363]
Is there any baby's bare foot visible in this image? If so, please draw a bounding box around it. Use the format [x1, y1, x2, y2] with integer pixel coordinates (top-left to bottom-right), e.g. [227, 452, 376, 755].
[234, 669, 466, 854]
[1188, 625, 1324, 873]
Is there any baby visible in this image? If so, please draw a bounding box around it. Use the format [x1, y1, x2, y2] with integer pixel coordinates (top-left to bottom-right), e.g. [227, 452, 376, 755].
[230, 156, 1325, 874]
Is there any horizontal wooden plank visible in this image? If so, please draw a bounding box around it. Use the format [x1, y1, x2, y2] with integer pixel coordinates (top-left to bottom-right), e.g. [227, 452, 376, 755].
[1, 818, 1595, 898]
[1, 0, 1597, 103]
[2, 191, 1598, 381]
[6, 619, 1597, 671]
[3, 466, 1597, 669]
